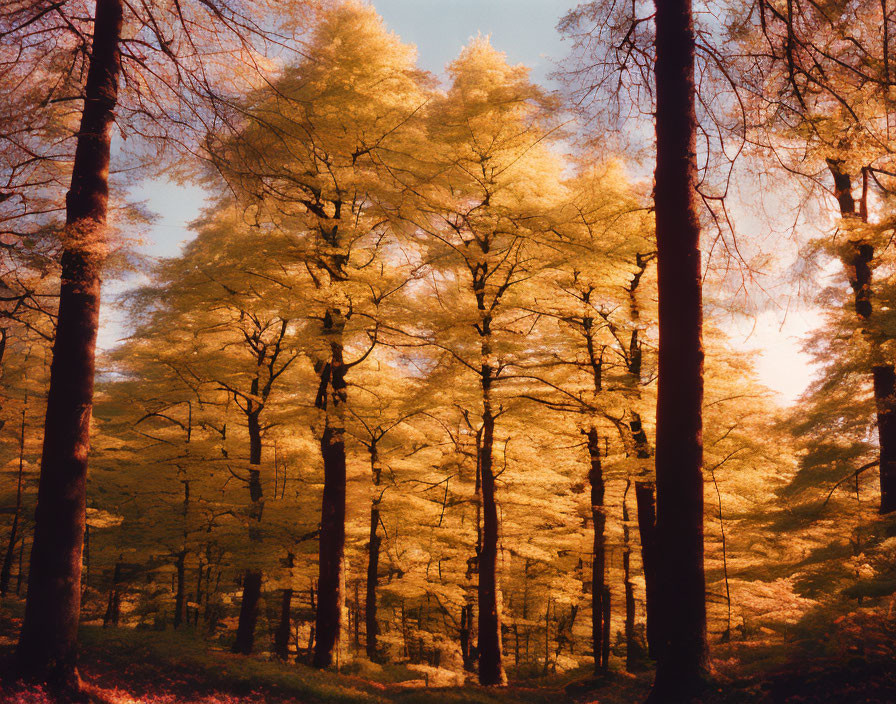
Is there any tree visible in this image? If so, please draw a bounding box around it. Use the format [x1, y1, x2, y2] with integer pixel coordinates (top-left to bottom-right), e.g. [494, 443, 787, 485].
[404, 37, 567, 685]
[519, 160, 656, 672]
[4, 0, 300, 688]
[650, 0, 709, 698]
[210, 1, 431, 668]
[15, 1, 125, 689]
[731, 0, 896, 515]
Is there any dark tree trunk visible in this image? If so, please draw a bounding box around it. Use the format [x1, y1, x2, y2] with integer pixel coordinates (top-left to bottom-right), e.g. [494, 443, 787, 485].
[233, 402, 264, 654]
[586, 426, 606, 673]
[16, 0, 123, 690]
[478, 406, 505, 685]
[174, 479, 190, 630]
[1, 406, 26, 596]
[874, 366, 896, 514]
[601, 585, 611, 671]
[274, 587, 293, 660]
[365, 441, 382, 661]
[460, 602, 475, 671]
[16, 535, 26, 596]
[102, 561, 123, 628]
[173, 552, 187, 630]
[635, 481, 659, 659]
[650, 0, 708, 698]
[307, 583, 316, 658]
[314, 310, 348, 669]
[233, 569, 262, 654]
[313, 423, 347, 668]
[623, 481, 644, 671]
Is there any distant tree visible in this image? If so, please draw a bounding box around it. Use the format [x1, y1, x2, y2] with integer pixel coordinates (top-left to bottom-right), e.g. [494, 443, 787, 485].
[404, 37, 567, 685]
[209, 1, 431, 668]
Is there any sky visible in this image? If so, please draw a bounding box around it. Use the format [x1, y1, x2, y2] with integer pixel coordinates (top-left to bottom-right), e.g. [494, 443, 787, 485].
[105, 0, 820, 405]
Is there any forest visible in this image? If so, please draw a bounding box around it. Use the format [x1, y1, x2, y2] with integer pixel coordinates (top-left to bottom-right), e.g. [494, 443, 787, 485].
[1, 0, 896, 702]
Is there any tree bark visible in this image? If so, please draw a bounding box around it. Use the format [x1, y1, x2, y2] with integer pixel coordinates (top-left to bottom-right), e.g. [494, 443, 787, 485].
[233, 399, 264, 653]
[601, 585, 611, 671]
[874, 366, 896, 513]
[16, 0, 123, 690]
[174, 479, 190, 630]
[274, 587, 293, 660]
[173, 551, 187, 630]
[460, 602, 475, 670]
[314, 309, 348, 669]
[233, 569, 262, 654]
[635, 481, 659, 659]
[650, 0, 709, 697]
[478, 403, 505, 684]
[365, 441, 382, 661]
[102, 561, 123, 628]
[623, 481, 643, 671]
[1, 406, 26, 596]
[587, 426, 607, 673]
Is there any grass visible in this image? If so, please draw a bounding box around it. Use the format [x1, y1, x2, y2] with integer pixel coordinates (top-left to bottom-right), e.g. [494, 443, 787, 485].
[3, 597, 896, 703]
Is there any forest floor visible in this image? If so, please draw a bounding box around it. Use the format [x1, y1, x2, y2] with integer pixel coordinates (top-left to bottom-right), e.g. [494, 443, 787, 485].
[2, 605, 896, 703]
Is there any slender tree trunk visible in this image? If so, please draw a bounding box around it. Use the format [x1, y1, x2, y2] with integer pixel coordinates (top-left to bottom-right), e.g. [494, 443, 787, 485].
[307, 582, 316, 658]
[173, 552, 187, 629]
[365, 441, 382, 661]
[635, 481, 659, 659]
[16, 0, 123, 689]
[314, 310, 348, 669]
[601, 585, 611, 671]
[586, 426, 607, 673]
[623, 481, 643, 671]
[16, 535, 26, 596]
[275, 587, 294, 660]
[102, 561, 123, 628]
[1, 406, 26, 596]
[460, 602, 474, 670]
[233, 403, 264, 654]
[174, 479, 190, 630]
[650, 0, 708, 697]
[478, 404, 505, 684]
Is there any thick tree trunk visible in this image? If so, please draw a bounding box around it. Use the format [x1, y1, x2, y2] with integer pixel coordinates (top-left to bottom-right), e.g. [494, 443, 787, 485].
[635, 481, 659, 659]
[16, 0, 123, 690]
[478, 406, 505, 685]
[650, 0, 708, 698]
[365, 442, 382, 661]
[1, 406, 26, 596]
[313, 422, 347, 668]
[314, 311, 348, 669]
[874, 366, 896, 514]
[586, 426, 607, 673]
